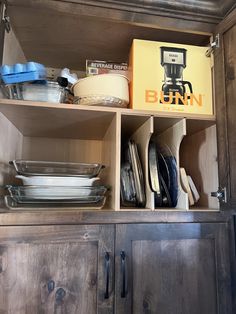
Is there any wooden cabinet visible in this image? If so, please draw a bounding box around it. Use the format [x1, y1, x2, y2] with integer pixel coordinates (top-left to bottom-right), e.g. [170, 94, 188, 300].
[115, 223, 232, 314]
[214, 11, 236, 208]
[0, 224, 114, 313]
[0, 1, 235, 212]
[0, 222, 232, 314]
[0, 1, 235, 314]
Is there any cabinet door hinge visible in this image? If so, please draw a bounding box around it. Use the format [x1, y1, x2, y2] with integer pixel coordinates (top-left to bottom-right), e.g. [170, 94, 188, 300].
[205, 34, 220, 57]
[1, 1, 10, 33]
[211, 187, 227, 203]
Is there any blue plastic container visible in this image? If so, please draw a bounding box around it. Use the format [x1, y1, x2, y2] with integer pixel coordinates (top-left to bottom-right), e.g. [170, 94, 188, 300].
[0, 62, 46, 84]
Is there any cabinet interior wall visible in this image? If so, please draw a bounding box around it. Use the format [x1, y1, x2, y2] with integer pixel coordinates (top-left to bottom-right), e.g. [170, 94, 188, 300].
[180, 124, 219, 209]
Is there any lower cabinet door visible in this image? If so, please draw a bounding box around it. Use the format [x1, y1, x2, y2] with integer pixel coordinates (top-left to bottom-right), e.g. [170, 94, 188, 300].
[115, 223, 232, 314]
[0, 224, 114, 314]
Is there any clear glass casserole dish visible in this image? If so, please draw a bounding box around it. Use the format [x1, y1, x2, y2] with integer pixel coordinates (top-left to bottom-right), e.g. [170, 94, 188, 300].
[4, 195, 106, 210]
[1, 81, 68, 103]
[6, 185, 108, 201]
[10, 160, 105, 178]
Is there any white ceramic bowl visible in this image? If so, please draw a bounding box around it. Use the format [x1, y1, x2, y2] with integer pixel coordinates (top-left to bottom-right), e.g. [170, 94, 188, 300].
[72, 74, 129, 104]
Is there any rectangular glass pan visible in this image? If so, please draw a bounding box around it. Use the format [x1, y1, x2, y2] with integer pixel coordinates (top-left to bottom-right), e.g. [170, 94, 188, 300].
[7, 195, 105, 204]
[4, 196, 106, 210]
[6, 185, 108, 200]
[10, 160, 105, 177]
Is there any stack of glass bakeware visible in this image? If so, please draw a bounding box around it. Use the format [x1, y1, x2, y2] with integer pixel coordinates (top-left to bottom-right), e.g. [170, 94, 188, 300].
[5, 160, 107, 210]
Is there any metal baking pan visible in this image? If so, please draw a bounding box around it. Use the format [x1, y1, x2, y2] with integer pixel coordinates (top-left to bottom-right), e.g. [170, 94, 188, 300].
[10, 160, 105, 178]
[148, 140, 177, 208]
[127, 140, 146, 207]
[120, 161, 136, 207]
[148, 141, 162, 207]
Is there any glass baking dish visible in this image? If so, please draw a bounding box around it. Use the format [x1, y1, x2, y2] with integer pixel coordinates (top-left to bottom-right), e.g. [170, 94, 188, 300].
[74, 95, 128, 108]
[10, 160, 105, 178]
[1, 81, 68, 103]
[4, 195, 106, 210]
[6, 185, 108, 201]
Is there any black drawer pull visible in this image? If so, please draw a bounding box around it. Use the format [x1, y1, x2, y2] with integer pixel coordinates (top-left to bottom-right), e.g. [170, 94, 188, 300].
[120, 251, 126, 298]
[104, 252, 110, 299]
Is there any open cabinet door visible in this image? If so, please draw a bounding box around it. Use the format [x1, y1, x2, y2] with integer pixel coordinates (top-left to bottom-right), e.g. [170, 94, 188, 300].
[214, 8, 236, 209]
[0, 0, 6, 64]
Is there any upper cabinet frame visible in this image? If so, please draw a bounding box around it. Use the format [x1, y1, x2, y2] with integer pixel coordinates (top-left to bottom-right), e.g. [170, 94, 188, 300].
[6, 0, 236, 32]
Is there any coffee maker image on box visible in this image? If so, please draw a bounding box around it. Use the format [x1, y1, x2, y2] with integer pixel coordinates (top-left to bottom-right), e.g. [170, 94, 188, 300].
[160, 47, 193, 105]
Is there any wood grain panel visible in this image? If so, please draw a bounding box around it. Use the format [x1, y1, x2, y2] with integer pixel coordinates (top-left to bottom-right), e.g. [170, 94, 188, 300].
[22, 136, 103, 164]
[0, 224, 114, 313]
[214, 8, 236, 210]
[223, 24, 236, 205]
[0, 1, 5, 66]
[0, 112, 23, 191]
[115, 223, 232, 314]
[180, 125, 219, 209]
[2, 29, 26, 65]
[132, 239, 216, 314]
[60, 0, 235, 18]
[0, 101, 115, 140]
[215, 8, 236, 34]
[101, 114, 120, 210]
[0, 242, 97, 313]
[130, 116, 154, 210]
[0, 99, 216, 123]
[6, 1, 213, 72]
[0, 209, 230, 226]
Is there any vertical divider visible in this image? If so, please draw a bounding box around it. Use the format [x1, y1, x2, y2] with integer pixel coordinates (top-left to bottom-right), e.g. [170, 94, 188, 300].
[131, 116, 154, 210]
[155, 118, 189, 210]
[0, 112, 23, 195]
[115, 112, 121, 210]
[101, 111, 121, 210]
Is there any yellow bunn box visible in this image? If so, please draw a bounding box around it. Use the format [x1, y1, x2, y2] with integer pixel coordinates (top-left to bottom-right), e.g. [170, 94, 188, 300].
[129, 39, 214, 115]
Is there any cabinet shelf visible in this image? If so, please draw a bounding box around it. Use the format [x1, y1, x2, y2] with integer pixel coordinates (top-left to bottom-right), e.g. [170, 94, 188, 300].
[0, 99, 215, 138]
[0, 98, 218, 212]
[0, 99, 116, 140]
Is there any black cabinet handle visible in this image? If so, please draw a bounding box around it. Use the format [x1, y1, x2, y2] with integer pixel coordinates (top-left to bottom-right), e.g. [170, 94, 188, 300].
[104, 252, 110, 299]
[120, 251, 126, 298]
